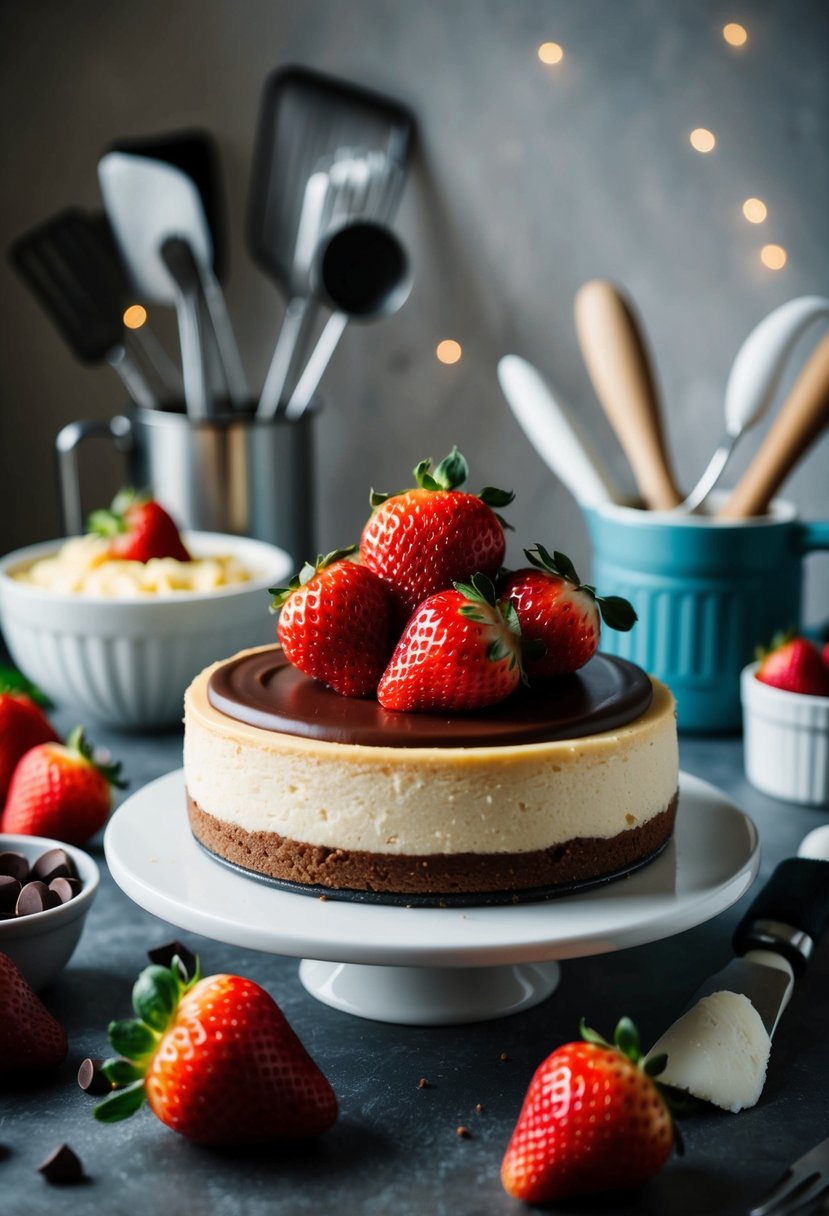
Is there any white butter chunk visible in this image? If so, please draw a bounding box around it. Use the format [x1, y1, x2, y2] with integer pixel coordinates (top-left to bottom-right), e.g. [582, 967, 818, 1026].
[646, 990, 771, 1113]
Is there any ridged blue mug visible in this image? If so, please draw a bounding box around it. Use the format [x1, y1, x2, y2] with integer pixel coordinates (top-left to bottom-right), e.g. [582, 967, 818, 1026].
[584, 497, 829, 733]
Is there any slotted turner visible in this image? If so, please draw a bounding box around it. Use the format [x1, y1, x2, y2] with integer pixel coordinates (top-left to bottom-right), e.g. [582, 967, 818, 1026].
[8, 207, 157, 407]
[248, 65, 414, 409]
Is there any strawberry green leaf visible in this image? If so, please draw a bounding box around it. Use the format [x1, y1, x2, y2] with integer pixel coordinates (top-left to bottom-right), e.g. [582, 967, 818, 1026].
[479, 486, 515, 509]
[596, 594, 638, 632]
[430, 447, 468, 490]
[614, 1016, 642, 1062]
[579, 1017, 609, 1047]
[453, 572, 498, 607]
[108, 1018, 157, 1060]
[93, 1079, 146, 1123]
[269, 547, 356, 609]
[0, 666, 52, 706]
[132, 964, 182, 1032]
[643, 1052, 668, 1079]
[65, 725, 127, 789]
[369, 488, 390, 508]
[103, 1057, 144, 1086]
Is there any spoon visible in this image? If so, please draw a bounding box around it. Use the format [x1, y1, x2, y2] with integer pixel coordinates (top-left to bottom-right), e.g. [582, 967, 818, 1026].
[282, 222, 411, 420]
[497, 355, 621, 508]
[681, 295, 829, 513]
[718, 328, 829, 519]
[574, 280, 682, 509]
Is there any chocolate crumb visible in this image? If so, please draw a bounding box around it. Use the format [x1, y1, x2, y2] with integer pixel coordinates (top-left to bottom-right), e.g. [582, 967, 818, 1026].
[456, 1126, 471, 1139]
[475, 1103, 484, 1114]
[77, 1057, 111, 1096]
[417, 1077, 430, 1089]
[37, 1143, 84, 1184]
[318, 894, 328, 902]
[147, 939, 197, 981]
[499, 1051, 510, 1062]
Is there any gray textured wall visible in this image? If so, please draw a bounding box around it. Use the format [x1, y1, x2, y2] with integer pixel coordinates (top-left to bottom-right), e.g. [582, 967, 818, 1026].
[1, 0, 827, 619]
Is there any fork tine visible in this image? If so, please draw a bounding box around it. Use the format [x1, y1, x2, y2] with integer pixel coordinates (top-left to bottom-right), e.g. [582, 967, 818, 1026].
[750, 1168, 828, 1216]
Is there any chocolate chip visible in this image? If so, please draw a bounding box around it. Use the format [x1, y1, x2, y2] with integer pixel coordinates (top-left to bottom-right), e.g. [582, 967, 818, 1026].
[48, 877, 81, 904]
[0, 874, 22, 912]
[16, 881, 61, 916]
[77, 1057, 111, 1096]
[0, 851, 30, 884]
[147, 939, 197, 980]
[32, 847, 76, 885]
[37, 1143, 84, 1184]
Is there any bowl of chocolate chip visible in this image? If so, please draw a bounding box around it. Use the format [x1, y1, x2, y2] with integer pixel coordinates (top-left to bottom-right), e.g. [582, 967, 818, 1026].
[0, 834, 99, 990]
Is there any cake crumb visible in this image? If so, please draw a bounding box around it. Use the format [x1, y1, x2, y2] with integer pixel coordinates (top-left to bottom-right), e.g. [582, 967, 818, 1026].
[318, 894, 328, 902]
[475, 1103, 484, 1114]
[456, 1126, 471, 1139]
[499, 1051, 510, 1063]
[417, 1077, 430, 1089]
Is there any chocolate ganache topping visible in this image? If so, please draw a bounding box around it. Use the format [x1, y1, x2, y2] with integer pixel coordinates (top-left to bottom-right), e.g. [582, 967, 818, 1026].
[207, 649, 653, 748]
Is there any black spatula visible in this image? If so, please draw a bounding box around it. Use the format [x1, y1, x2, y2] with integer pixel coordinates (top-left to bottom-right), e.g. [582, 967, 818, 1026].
[8, 207, 158, 406]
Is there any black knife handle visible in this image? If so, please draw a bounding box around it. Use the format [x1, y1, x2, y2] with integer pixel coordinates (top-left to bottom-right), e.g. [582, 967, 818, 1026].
[734, 858, 829, 975]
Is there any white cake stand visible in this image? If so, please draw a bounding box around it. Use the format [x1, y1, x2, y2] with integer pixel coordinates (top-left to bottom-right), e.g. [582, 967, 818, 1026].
[104, 770, 759, 1026]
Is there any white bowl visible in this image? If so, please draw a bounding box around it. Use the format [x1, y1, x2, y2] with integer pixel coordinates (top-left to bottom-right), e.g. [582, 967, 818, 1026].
[0, 833, 100, 990]
[0, 532, 292, 729]
[741, 661, 829, 805]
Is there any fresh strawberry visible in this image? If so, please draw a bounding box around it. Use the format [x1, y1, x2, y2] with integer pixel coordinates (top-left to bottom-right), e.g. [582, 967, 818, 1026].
[756, 634, 829, 697]
[377, 573, 523, 712]
[501, 1017, 675, 1204]
[1, 726, 126, 845]
[0, 668, 59, 808]
[0, 951, 68, 1074]
[271, 547, 397, 697]
[502, 545, 637, 676]
[360, 447, 513, 617]
[94, 954, 338, 1145]
[88, 487, 191, 563]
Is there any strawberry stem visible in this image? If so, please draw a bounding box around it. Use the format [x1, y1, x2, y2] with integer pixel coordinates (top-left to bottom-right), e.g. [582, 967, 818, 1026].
[0, 665, 52, 706]
[66, 725, 127, 790]
[269, 547, 356, 611]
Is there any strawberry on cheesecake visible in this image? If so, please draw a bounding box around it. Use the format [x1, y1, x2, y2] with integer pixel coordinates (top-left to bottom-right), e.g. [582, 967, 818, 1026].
[183, 449, 679, 902]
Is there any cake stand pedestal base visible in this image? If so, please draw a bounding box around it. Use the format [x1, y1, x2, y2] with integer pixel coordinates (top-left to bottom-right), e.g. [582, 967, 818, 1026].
[298, 959, 562, 1025]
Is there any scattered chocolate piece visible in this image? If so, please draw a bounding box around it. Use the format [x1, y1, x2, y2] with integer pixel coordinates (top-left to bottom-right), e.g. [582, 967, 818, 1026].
[147, 939, 197, 980]
[0, 874, 22, 912]
[77, 1057, 111, 1096]
[0, 851, 29, 884]
[16, 881, 62, 917]
[456, 1126, 471, 1139]
[475, 1103, 484, 1114]
[417, 1077, 430, 1089]
[32, 847, 76, 885]
[37, 1143, 84, 1184]
[499, 1051, 510, 1062]
[48, 877, 82, 904]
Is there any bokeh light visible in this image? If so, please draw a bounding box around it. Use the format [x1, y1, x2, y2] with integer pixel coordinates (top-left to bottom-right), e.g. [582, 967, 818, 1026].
[689, 128, 716, 153]
[742, 198, 768, 224]
[538, 42, 564, 65]
[123, 305, 148, 330]
[723, 23, 748, 47]
[436, 340, 462, 365]
[760, 244, 787, 270]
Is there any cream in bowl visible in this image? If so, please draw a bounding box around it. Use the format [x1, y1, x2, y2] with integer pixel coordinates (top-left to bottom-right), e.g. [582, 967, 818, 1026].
[0, 533, 293, 729]
[12, 534, 253, 597]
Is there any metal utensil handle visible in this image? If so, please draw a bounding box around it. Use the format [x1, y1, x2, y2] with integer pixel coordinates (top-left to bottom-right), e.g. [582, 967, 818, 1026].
[733, 857, 829, 974]
[201, 266, 250, 407]
[55, 415, 133, 536]
[257, 297, 313, 419]
[282, 310, 348, 420]
[106, 344, 158, 410]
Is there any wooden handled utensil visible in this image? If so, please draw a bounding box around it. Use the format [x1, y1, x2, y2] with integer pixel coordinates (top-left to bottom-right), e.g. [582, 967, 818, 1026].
[574, 280, 682, 510]
[718, 329, 829, 519]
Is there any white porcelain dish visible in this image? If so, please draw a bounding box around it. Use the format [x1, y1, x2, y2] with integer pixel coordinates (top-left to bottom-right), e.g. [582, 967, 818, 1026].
[0, 833, 100, 991]
[105, 769, 759, 1024]
[0, 532, 292, 729]
[741, 661, 829, 805]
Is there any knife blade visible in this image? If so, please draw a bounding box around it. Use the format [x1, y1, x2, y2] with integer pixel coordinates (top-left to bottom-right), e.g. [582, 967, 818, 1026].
[647, 855, 829, 1111]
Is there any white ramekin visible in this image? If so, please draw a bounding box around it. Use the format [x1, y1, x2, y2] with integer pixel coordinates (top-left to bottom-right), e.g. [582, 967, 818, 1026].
[0, 532, 292, 729]
[741, 661, 829, 805]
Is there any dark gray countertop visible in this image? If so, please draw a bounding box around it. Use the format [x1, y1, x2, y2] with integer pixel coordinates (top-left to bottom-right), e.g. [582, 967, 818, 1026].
[2, 711, 828, 1216]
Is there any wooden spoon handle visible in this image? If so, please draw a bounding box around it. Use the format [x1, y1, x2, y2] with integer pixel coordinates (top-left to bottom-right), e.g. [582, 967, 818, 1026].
[718, 330, 829, 519]
[574, 280, 682, 509]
